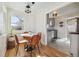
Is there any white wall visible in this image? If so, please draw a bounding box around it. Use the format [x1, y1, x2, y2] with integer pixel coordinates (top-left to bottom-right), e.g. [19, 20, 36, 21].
[24, 13, 36, 32]
[0, 3, 5, 34]
[54, 18, 68, 38]
[0, 13, 4, 34]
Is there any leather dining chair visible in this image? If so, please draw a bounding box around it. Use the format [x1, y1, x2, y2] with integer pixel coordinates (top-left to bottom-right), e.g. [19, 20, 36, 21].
[15, 35, 28, 56]
[26, 34, 41, 57]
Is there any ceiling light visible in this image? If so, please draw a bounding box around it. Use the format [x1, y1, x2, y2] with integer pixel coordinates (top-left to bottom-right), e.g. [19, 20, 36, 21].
[26, 5, 30, 8]
[25, 2, 35, 14]
[32, 2, 35, 5]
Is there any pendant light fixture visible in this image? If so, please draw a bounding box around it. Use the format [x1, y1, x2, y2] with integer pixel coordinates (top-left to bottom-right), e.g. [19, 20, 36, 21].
[25, 2, 35, 14]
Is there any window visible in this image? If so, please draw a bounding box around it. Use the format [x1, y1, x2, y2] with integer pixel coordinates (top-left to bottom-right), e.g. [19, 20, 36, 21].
[11, 16, 23, 30]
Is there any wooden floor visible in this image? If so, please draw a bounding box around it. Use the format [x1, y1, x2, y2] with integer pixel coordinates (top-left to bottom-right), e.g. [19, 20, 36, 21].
[5, 44, 69, 57]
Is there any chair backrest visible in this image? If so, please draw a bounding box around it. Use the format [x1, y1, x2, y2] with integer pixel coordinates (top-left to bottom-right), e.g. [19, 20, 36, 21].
[37, 32, 41, 40]
[30, 35, 40, 46]
[23, 32, 28, 34]
[15, 35, 19, 45]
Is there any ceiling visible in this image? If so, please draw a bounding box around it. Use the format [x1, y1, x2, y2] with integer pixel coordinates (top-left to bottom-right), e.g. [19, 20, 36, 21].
[4, 2, 72, 13]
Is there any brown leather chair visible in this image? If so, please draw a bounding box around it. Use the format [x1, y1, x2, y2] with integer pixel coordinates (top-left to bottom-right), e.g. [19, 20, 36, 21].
[26, 35, 41, 56]
[15, 35, 28, 56]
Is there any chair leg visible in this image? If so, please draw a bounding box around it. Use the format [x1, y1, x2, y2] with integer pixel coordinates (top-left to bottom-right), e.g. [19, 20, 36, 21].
[39, 41, 42, 48]
[30, 50, 32, 57]
[28, 50, 32, 57]
[37, 44, 40, 54]
[15, 45, 19, 56]
[40, 42, 42, 47]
